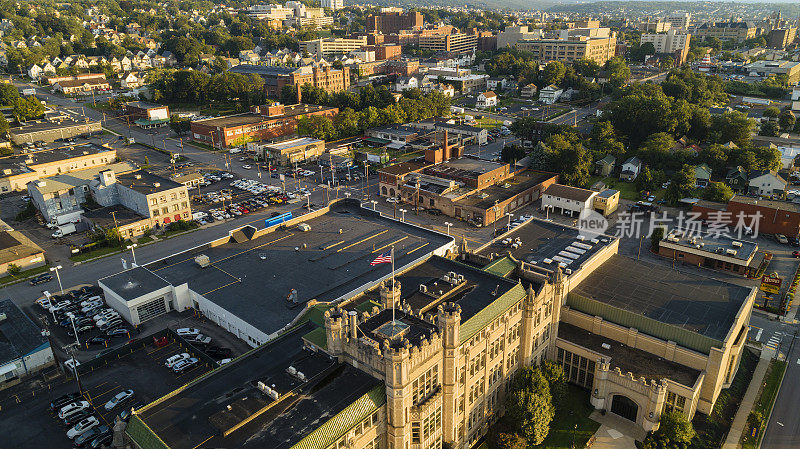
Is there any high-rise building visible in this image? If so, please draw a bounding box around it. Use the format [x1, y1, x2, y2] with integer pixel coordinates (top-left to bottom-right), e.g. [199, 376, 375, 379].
[693, 21, 757, 42]
[367, 11, 423, 35]
[665, 13, 692, 30]
[640, 29, 692, 64]
[496, 25, 543, 48]
[300, 36, 368, 56]
[517, 30, 617, 65]
[321, 0, 343, 10]
[418, 33, 477, 54]
[767, 28, 797, 50]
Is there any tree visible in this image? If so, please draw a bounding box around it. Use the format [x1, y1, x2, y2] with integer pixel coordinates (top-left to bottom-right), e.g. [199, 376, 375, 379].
[501, 144, 526, 163]
[540, 360, 567, 410]
[506, 367, 554, 445]
[704, 182, 734, 202]
[490, 431, 527, 449]
[541, 61, 566, 87]
[759, 121, 780, 137]
[544, 132, 592, 187]
[638, 133, 676, 168]
[636, 166, 657, 192]
[651, 225, 665, 250]
[664, 164, 696, 205]
[7, 263, 21, 277]
[604, 57, 631, 87]
[709, 111, 755, 148]
[658, 411, 696, 444]
[0, 116, 9, 136]
[763, 106, 780, 119]
[778, 111, 796, 131]
[169, 116, 191, 136]
[297, 114, 336, 141]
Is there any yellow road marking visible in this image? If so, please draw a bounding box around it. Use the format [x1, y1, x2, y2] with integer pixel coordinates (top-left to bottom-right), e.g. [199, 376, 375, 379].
[192, 435, 215, 449]
[93, 385, 121, 401]
[202, 280, 242, 296]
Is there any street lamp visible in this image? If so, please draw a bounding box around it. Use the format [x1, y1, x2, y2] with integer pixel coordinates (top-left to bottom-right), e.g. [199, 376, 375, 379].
[126, 243, 138, 266]
[66, 312, 81, 347]
[507, 213, 514, 230]
[444, 221, 453, 236]
[370, 200, 378, 210]
[399, 208, 407, 222]
[50, 265, 63, 294]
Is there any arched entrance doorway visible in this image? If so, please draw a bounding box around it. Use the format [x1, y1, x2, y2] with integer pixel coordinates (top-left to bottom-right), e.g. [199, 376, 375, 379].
[610, 395, 639, 422]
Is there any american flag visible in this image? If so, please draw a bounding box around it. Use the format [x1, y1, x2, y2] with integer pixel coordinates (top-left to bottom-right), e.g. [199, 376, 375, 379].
[370, 251, 392, 266]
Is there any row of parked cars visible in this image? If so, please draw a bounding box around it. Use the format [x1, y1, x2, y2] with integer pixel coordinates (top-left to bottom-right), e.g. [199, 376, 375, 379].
[49, 387, 139, 448]
[198, 171, 234, 187]
[176, 327, 233, 364]
[36, 286, 129, 346]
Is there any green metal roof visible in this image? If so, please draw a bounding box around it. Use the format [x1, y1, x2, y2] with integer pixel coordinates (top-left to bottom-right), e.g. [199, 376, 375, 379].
[460, 282, 526, 344]
[290, 384, 386, 449]
[134, 118, 169, 126]
[127, 414, 169, 449]
[302, 327, 327, 350]
[483, 256, 517, 278]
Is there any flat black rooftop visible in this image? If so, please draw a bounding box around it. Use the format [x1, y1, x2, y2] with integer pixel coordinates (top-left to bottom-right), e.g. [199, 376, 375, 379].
[0, 298, 49, 365]
[558, 322, 701, 388]
[359, 308, 437, 348]
[83, 204, 146, 228]
[455, 171, 558, 210]
[193, 104, 336, 129]
[478, 218, 617, 273]
[136, 203, 451, 335]
[133, 322, 383, 449]
[116, 169, 183, 195]
[356, 256, 521, 324]
[9, 118, 100, 134]
[570, 254, 752, 341]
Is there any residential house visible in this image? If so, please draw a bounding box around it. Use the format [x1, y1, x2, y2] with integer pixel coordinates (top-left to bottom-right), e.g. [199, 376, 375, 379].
[725, 166, 749, 193]
[476, 91, 498, 109]
[395, 76, 419, 92]
[748, 170, 787, 197]
[520, 83, 538, 98]
[693, 163, 712, 187]
[120, 72, 141, 89]
[541, 183, 598, 217]
[486, 77, 507, 91]
[593, 189, 620, 216]
[620, 156, 642, 181]
[539, 84, 563, 104]
[594, 155, 616, 177]
[26, 64, 42, 80]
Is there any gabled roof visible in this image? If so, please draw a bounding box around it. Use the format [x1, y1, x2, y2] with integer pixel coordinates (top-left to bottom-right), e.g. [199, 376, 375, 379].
[623, 156, 641, 167]
[480, 91, 497, 98]
[596, 154, 616, 165]
[748, 169, 787, 184]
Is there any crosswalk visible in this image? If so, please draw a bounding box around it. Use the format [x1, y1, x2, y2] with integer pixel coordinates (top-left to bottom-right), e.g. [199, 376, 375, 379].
[766, 333, 781, 350]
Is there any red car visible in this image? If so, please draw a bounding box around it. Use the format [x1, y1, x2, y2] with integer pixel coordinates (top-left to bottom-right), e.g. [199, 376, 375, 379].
[793, 251, 800, 258]
[153, 336, 169, 348]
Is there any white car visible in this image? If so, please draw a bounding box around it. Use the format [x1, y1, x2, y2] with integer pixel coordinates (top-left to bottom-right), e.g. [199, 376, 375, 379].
[165, 353, 191, 368]
[189, 334, 212, 345]
[58, 400, 90, 419]
[386, 197, 399, 203]
[94, 310, 119, 322]
[67, 416, 100, 439]
[80, 296, 103, 307]
[172, 357, 199, 373]
[217, 358, 232, 366]
[176, 328, 201, 337]
[104, 389, 134, 411]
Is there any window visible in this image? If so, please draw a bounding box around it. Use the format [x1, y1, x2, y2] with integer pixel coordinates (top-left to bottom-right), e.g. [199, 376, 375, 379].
[412, 365, 439, 405]
[665, 391, 686, 413]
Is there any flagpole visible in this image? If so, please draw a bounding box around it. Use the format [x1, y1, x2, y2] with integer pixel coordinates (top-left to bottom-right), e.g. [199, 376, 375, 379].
[391, 245, 395, 325]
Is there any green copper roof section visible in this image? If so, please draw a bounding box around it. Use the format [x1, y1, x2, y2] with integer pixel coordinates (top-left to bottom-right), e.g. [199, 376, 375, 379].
[290, 384, 386, 449]
[483, 256, 517, 278]
[302, 327, 327, 350]
[460, 282, 526, 344]
[127, 413, 169, 449]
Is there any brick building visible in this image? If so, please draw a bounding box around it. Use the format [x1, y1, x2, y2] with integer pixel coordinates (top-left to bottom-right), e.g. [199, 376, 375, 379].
[367, 11, 423, 35]
[229, 64, 350, 98]
[692, 196, 800, 237]
[190, 103, 338, 149]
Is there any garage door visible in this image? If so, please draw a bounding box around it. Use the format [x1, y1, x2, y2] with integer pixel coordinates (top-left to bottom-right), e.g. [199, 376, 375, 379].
[136, 297, 167, 323]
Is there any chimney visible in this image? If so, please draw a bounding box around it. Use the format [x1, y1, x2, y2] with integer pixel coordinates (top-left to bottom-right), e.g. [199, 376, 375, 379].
[296, 85, 302, 104]
[443, 129, 450, 160]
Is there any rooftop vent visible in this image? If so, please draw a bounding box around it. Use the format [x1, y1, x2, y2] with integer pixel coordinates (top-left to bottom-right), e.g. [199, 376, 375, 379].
[732, 241, 743, 247]
[135, 174, 142, 179]
[195, 254, 210, 268]
[601, 343, 611, 350]
[153, 182, 160, 188]
[0, 312, 6, 323]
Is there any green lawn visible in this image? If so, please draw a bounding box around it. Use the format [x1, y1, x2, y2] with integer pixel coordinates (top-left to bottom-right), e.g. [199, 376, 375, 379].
[475, 117, 503, 129]
[0, 264, 51, 286]
[70, 245, 124, 262]
[536, 384, 601, 449]
[588, 175, 644, 201]
[741, 359, 788, 449]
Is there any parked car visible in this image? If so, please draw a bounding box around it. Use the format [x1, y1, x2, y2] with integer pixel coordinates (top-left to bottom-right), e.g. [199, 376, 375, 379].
[87, 336, 108, 346]
[176, 328, 201, 338]
[791, 236, 800, 247]
[776, 234, 789, 244]
[172, 357, 199, 374]
[67, 416, 100, 439]
[153, 336, 169, 347]
[189, 334, 212, 345]
[205, 345, 232, 358]
[89, 432, 113, 449]
[29, 273, 53, 285]
[106, 328, 129, 338]
[62, 409, 93, 427]
[50, 392, 82, 413]
[104, 389, 135, 411]
[164, 353, 191, 368]
[793, 251, 800, 258]
[73, 425, 109, 448]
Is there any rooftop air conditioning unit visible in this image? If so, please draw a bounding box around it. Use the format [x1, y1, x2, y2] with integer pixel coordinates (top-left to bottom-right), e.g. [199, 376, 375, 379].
[601, 343, 611, 350]
[726, 249, 737, 256]
[419, 284, 427, 293]
[564, 269, 572, 275]
[153, 182, 160, 188]
[732, 241, 743, 247]
[543, 258, 553, 264]
[286, 366, 297, 376]
[135, 174, 142, 179]
[195, 254, 210, 268]
[0, 312, 6, 322]
[268, 389, 280, 400]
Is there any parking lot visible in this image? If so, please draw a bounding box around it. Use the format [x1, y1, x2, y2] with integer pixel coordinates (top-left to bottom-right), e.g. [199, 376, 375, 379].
[0, 335, 213, 449]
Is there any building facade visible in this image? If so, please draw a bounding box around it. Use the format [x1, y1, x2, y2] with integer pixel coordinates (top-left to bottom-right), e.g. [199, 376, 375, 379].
[419, 33, 478, 54]
[229, 64, 350, 97]
[367, 11, 423, 35]
[517, 34, 617, 65]
[640, 30, 691, 64]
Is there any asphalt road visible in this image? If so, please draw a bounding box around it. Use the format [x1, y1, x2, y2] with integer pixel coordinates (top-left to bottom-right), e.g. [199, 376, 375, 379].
[761, 329, 800, 449]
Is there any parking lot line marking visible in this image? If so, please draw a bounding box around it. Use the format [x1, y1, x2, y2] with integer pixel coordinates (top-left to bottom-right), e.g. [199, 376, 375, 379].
[192, 435, 215, 449]
[372, 236, 408, 253]
[211, 233, 296, 265]
[406, 243, 429, 255]
[755, 328, 763, 341]
[88, 381, 109, 393]
[336, 230, 388, 253]
[321, 240, 345, 250]
[94, 386, 121, 401]
[202, 279, 241, 296]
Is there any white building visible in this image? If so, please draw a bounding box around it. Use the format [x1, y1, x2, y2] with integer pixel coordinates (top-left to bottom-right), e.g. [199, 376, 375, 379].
[640, 29, 691, 54]
[496, 25, 543, 48]
[476, 91, 498, 109]
[321, 0, 343, 9]
[792, 85, 799, 113]
[665, 13, 692, 30]
[541, 183, 598, 217]
[620, 156, 642, 181]
[539, 85, 563, 104]
[748, 170, 787, 197]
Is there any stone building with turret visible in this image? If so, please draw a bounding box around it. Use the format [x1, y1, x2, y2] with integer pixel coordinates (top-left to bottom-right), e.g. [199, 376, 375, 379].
[124, 204, 754, 449]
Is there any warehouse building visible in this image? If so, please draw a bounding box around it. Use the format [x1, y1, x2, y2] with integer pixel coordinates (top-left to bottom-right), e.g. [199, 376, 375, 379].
[8, 118, 102, 145]
[0, 229, 45, 276]
[0, 143, 115, 192]
[0, 299, 54, 390]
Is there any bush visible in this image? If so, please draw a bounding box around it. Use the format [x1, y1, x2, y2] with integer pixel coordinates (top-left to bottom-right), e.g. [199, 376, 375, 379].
[6, 263, 21, 277]
[490, 431, 527, 449]
[15, 202, 36, 221]
[166, 219, 199, 232]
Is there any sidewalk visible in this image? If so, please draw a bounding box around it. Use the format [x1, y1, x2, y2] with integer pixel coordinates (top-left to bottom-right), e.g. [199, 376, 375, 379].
[721, 349, 773, 449]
